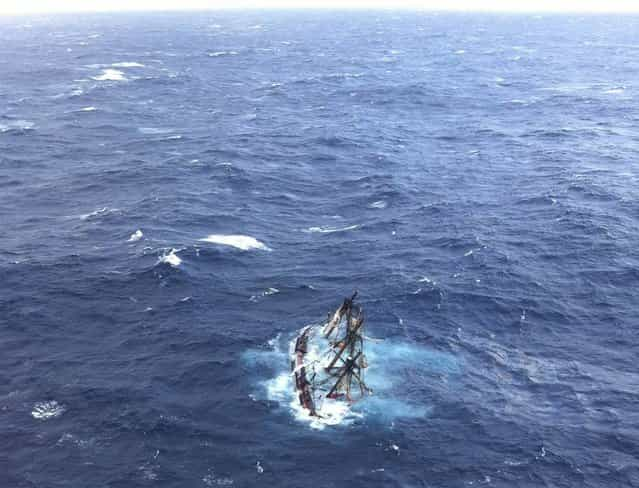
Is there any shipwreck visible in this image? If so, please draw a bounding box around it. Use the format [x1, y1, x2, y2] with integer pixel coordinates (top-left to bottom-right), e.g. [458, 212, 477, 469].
[291, 292, 372, 418]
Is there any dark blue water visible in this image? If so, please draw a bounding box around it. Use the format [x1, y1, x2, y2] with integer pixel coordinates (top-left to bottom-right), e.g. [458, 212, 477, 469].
[2, 10, 639, 487]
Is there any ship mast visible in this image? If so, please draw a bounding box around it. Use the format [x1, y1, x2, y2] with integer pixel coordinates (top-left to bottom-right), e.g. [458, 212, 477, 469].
[323, 293, 371, 402]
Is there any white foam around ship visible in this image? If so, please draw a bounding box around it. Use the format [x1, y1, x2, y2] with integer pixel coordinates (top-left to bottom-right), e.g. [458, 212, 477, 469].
[159, 248, 182, 266]
[247, 332, 458, 429]
[92, 69, 127, 81]
[32, 400, 65, 420]
[128, 230, 143, 242]
[198, 234, 270, 251]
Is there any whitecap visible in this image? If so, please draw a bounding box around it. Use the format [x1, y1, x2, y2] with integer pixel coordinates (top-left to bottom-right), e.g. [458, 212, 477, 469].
[159, 248, 181, 267]
[455, 49, 466, 54]
[111, 61, 145, 68]
[0, 120, 34, 133]
[603, 87, 625, 94]
[128, 229, 143, 242]
[304, 224, 360, 234]
[249, 287, 279, 302]
[138, 127, 173, 135]
[79, 206, 121, 220]
[79, 106, 97, 112]
[92, 69, 126, 81]
[202, 471, 233, 486]
[207, 51, 237, 57]
[368, 200, 387, 209]
[32, 400, 65, 420]
[198, 234, 270, 251]
[80, 206, 116, 220]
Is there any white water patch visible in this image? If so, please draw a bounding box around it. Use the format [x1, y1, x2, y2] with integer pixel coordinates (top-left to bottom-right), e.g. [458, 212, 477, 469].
[202, 470, 233, 486]
[79, 106, 97, 112]
[138, 127, 174, 135]
[0, 120, 34, 132]
[111, 61, 145, 68]
[198, 234, 270, 251]
[603, 87, 625, 94]
[57, 433, 92, 449]
[128, 229, 143, 242]
[32, 400, 65, 420]
[159, 248, 182, 267]
[80, 206, 119, 220]
[92, 69, 127, 81]
[249, 287, 280, 302]
[304, 224, 360, 234]
[368, 200, 388, 209]
[207, 51, 238, 57]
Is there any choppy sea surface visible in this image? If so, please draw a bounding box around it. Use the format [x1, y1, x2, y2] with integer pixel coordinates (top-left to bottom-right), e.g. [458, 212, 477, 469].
[1, 10, 639, 488]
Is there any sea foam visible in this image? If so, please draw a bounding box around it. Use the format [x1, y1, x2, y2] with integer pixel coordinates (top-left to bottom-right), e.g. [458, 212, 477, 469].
[111, 61, 145, 67]
[198, 234, 270, 251]
[304, 224, 360, 234]
[92, 69, 127, 81]
[128, 230, 143, 242]
[159, 248, 182, 267]
[32, 400, 65, 420]
[0, 120, 34, 132]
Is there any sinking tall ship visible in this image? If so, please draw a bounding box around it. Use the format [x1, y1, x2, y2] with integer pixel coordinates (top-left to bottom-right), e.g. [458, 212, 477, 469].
[291, 292, 372, 418]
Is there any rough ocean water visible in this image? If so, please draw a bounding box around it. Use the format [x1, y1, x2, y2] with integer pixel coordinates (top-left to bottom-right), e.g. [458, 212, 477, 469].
[1, 10, 638, 488]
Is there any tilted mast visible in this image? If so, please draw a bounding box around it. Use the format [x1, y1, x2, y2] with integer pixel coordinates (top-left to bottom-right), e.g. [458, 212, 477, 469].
[323, 292, 371, 402]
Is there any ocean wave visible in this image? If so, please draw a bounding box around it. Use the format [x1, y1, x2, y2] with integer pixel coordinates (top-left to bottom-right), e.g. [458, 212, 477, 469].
[198, 234, 270, 251]
[79, 106, 97, 112]
[207, 51, 238, 57]
[249, 287, 280, 302]
[159, 248, 182, 267]
[138, 127, 174, 135]
[603, 87, 625, 94]
[92, 69, 127, 81]
[0, 120, 34, 133]
[368, 200, 388, 209]
[80, 206, 120, 220]
[304, 224, 360, 234]
[128, 230, 143, 242]
[111, 61, 145, 67]
[32, 400, 65, 420]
